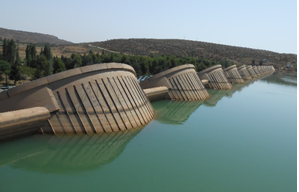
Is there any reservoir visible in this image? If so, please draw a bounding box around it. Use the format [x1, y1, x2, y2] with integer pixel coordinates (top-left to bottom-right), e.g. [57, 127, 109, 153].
[0, 72, 296, 192]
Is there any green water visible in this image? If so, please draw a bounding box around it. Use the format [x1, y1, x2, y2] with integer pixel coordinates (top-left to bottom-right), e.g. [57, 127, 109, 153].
[0, 72, 296, 192]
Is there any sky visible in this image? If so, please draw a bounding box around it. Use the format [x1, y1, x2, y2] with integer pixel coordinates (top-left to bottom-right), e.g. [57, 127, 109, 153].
[0, 0, 297, 54]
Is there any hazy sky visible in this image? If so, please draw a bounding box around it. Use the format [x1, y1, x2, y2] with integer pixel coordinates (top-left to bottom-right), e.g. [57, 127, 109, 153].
[1, 0, 297, 54]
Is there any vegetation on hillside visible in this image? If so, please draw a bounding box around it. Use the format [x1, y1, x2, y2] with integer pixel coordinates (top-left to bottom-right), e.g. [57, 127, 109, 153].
[91, 39, 297, 70]
[0, 39, 234, 85]
[0, 26, 296, 72]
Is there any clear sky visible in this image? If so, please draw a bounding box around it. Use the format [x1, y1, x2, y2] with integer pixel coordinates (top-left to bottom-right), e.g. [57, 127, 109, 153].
[1, 0, 297, 54]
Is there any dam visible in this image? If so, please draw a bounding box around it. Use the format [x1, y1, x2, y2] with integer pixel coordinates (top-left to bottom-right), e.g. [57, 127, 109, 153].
[0, 63, 275, 141]
[0, 71, 295, 192]
[0, 63, 154, 137]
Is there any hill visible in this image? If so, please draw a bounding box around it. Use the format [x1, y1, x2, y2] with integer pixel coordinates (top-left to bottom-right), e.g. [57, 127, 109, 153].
[0, 27, 72, 45]
[0, 27, 296, 72]
[90, 39, 297, 70]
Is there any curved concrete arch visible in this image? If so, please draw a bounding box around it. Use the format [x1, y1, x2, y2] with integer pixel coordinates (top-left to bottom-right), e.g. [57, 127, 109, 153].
[0, 63, 154, 135]
[252, 66, 262, 76]
[140, 64, 210, 101]
[223, 65, 245, 84]
[237, 65, 252, 80]
[197, 65, 233, 89]
[246, 65, 258, 78]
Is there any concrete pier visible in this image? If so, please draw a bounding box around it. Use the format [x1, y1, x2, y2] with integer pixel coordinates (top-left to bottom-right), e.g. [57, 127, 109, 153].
[143, 86, 169, 102]
[197, 65, 233, 89]
[0, 107, 50, 141]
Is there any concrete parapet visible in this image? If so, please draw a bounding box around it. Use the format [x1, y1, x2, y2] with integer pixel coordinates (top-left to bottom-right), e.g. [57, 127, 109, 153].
[198, 65, 233, 89]
[0, 107, 50, 141]
[0, 63, 154, 135]
[237, 65, 252, 80]
[246, 65, 258, 78]
[140, 64, 210, 101]
[223, 65, 245, 84]
[143, 86, 169, 102]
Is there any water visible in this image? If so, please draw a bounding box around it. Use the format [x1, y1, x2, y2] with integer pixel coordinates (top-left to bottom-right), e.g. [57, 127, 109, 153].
[0, 72, 296, 192]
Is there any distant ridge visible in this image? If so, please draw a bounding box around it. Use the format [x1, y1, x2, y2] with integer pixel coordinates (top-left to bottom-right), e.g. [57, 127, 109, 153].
[0, 27, 72, 45]
[91, 39, 297, 68]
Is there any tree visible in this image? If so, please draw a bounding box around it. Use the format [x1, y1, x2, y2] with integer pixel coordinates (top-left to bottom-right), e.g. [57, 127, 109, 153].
[219, 58, 230, 68]
[53, 57, 66, 73]
[71, 53, 82, 68]
[25, 44, 37, 67]
[8, 45, 21, 85]
[131, 62, 142, 76]
[170, 58, 177, 68]
[0, 60, 10, 72]
[0, 60, 11, 85]
[2, 39, 7, 60]
[149, 59, 158, 74]
[2, 39, 17, 64]
[43, 44, 52, 61]
[252, 59, 255, 65]
[196, 61, 207, 71]
[44, 60, 53, 76]
[140, 62, 147, 75]
[33, 55, 48, 79]
[82, 54, 93, 66]
[61, 55, 73, 69]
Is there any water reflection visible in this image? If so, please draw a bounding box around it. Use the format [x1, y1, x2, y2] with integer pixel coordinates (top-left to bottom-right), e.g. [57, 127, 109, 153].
[204, 72, 278, 106]
[0, 128, 142, 174]
[260, 72, 297, 87]
[152, 100, 203, 124]
[152, 72, 282, 123]
[204, 78, 256, 106]
[203, 89, 230, 107]
[225, 78, 256, 98]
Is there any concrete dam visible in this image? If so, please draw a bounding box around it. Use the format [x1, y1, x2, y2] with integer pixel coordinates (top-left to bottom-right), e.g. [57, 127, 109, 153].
[0, 63, 275, 141]
[0, 63, 154, 139]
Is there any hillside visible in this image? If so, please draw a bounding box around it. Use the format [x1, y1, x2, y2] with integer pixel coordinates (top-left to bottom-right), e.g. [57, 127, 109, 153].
[90, 39, 297, 70]
[0, 27, 296, 72]
[0, 27, 72, 45]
